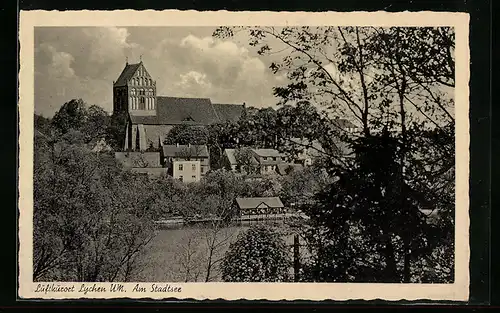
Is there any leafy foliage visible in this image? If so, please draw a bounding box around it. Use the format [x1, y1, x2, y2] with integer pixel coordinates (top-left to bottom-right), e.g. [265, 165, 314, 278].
[301, 130, 454, 283]
[221, 225, 291, 282]
[164, 125, 209, 145]
[214, 26, 456, 283]
[34, 114, 157, 282]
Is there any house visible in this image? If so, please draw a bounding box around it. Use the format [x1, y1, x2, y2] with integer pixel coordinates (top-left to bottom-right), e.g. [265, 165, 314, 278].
[333, 118, 359, 134]
[161, 144, 210, 182]
[235, 197, 285, 216]
[113, 60, 245, 151]
[114, 151, 167, 177]
[286, 138, 325, 166]
[224, 148, 303, 175]
[251, 149, 289, 175]
[223, 149, 238, 172]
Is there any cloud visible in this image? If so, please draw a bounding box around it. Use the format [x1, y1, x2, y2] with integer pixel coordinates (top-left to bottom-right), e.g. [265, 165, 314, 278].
[34, 27, 140, 116]
[154, 34, 278, 106]
[34, 28, 284, 116]
[36, 43, 76, 79]
[175, 71, 213, 97]
[82, 27, 138, 65]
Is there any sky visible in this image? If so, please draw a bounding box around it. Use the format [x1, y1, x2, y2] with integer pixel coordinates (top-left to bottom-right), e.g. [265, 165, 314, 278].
[34, 27, 286, 117]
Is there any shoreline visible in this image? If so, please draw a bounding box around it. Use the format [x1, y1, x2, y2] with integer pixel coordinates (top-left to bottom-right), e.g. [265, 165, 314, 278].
[153, 212, 308, 227]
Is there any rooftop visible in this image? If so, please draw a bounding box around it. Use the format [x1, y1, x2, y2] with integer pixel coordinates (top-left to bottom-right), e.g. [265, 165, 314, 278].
[162, 144, 210, 158]
[129, 97, 244, 126]
[235, 197, 284, 209]
[252, 148, 286, 158]
[333, 118, 358, 130]
[224, 149, 237, 165]
[114, 152, 162, 168]
[114, 63, 141, 87]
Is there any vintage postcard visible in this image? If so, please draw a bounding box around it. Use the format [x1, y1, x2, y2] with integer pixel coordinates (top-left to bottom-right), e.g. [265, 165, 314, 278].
[18, 10, 470, 301]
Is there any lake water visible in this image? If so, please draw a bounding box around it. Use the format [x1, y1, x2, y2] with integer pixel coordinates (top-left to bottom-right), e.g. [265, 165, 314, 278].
[131, 221, 297, 282]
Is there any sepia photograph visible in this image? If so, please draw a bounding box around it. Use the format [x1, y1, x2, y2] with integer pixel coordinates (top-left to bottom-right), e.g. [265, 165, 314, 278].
[18, 10, 470, 301]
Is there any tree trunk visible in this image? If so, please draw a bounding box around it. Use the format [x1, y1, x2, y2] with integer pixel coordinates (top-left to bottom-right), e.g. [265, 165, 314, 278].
[403, 241, 411, 283]
[384, 236, 398, 282]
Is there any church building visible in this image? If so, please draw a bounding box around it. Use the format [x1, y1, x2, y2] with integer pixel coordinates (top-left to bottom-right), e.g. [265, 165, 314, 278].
[113, 60, 245, 151]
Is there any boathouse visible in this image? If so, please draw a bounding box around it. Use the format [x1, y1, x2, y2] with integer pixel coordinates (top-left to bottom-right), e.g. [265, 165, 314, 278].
[235, 197, 285, 216]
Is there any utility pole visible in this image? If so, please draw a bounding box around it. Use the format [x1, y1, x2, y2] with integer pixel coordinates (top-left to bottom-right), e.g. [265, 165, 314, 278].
[293, 234, 300, 282]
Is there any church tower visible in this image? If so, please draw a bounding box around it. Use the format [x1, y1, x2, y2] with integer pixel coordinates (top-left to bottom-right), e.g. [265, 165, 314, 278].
[113, 60, 157, 116]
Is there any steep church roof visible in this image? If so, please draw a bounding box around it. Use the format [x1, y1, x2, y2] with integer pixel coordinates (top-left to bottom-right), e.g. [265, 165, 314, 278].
[129, 96, 244, 125]
[114, 63, 141, 87]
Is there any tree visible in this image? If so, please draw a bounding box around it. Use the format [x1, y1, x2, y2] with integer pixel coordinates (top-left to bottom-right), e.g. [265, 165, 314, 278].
[51, 99, 112, 146]
[164, 125, 209, 145]
[234, 147, 257, 174]
[107, 110, 129, 151]
[174, 229, 206, 282]
[51, 99, 89, 134]
[33, 129, 157, 282]
[80, 105, 110, 144]
[301, 130, 452, 283]
[279, 166, 331, 208]
[206, 121, 240, 169]
[221, 225, 291, 282]
[214, 26, 455, 283]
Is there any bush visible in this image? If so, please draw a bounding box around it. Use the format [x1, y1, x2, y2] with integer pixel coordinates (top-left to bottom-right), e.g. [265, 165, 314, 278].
[221, 225, 291, 282]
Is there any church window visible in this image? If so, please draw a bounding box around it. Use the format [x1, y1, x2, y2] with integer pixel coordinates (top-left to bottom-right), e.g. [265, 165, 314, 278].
[178, 164, 183, 171]
[139, 89, 145, 96]
[139, 97, 145, 110]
